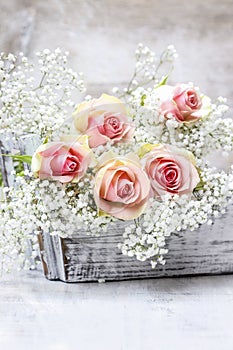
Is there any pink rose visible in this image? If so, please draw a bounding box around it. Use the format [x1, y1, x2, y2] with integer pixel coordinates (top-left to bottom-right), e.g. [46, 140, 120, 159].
[156, 84, 202, 123]
[141, 144, 200, 198]
[73, 94, 134, 148]
[160, 100, 184, 122]
[173, 85, 202, 120]
[31, 136, 92, 183]
[94, 153, 150, 220]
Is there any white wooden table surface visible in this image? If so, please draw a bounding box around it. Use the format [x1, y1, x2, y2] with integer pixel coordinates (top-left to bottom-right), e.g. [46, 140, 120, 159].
[1, 270, 233, 350]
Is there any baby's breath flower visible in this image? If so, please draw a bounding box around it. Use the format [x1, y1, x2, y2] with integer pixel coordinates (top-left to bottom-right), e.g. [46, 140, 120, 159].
[0, 49, 85, 140]
[1, 45, 233, 273]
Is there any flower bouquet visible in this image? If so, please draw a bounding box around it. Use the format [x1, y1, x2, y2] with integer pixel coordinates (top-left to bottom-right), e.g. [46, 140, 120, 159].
[0, 45, 233, 282]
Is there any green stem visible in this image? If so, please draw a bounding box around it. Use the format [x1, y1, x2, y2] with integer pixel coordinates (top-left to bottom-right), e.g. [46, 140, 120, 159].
[33, 72, 47, 91]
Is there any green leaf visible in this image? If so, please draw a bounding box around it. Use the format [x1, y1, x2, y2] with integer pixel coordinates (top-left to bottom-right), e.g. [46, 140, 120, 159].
[43, 136, 49, 144]
[98, 209, 111, 217]
[137, 143, 158, 158]
[140, 94, 147, 106]
[194, 181, 205, 191]
[1, 154, 32, 164]
[16, 170, 25, 177]
[155, 75, 169, 88]
[194, 168, 206, 191]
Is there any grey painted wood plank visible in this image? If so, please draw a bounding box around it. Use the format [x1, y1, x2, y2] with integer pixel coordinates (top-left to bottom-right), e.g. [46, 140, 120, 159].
[0, 136, 15, 187]
[18, 134, 41, 156]
[38, 203, 233, 282]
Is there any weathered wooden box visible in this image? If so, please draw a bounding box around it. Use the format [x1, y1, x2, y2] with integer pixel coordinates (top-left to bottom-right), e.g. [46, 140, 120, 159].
[37, 210, 233, 282]
[1, 135, 233, 282]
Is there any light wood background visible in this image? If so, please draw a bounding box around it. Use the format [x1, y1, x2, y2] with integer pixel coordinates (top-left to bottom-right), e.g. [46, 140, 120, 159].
[1, 271, 233, 350]
[1, 0, 233, 109]
[1, 1, 233, 349]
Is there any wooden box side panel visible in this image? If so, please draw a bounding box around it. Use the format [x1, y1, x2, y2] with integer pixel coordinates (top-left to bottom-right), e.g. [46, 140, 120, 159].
[38, 232, 66, 281]
[40, 204, 233, 282]
[0, 136, 15, 187]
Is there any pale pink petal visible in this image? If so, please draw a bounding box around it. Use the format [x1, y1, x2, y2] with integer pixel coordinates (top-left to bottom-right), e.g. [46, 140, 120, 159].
[38, 157, 54, 178]
[40, 142, 65, 157]
[50, 174, 75, 183]
[85, 126, 109, 148]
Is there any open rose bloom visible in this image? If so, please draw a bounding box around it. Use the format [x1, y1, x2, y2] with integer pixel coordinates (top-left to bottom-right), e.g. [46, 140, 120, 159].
[72, 94, 134, 148]
[155, 84, 208, 123]
[141, 144, 200, 198]
[94, 153, 151, 220]
[31, 136, 93, 183]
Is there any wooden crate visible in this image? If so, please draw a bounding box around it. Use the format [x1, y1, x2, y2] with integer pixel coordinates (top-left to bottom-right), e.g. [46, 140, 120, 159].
[1, 135, 233, 282]
[37, 208, 233, 282]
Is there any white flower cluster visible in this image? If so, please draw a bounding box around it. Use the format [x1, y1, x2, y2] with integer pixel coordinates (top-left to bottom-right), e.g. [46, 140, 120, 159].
[13, 174, 112, 238]
[0, 45, 233, 273]
[129, 85, 233, 160]
[0, 49, 85, 139]
[165, 99, 232, 160]
[120, 165, 233, 266]
[0, 183, 39, 273]
[115, 43, 178, 98]
[0, 171, 114, 272]
[130, 87, 164, 145]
